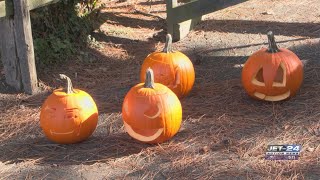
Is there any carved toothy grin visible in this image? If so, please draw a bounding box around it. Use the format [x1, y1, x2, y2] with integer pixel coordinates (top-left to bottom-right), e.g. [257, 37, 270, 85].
[254, 91, 291, 101]
[124, 121, 163, 142]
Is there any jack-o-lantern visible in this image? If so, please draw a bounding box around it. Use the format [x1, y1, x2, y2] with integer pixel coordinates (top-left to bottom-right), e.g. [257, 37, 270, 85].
[241, 31, 303, 101]
[140, 34, 195, 98]
[122, 68, 182, 144]
[40, 74, 98, 144]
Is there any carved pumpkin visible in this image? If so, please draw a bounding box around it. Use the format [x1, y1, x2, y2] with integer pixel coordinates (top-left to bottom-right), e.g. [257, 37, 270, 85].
[241, 31, 303, 101]
[122, 68, 182, 144]
[40, 74, 98, 144]
[140, 34, 195, 98]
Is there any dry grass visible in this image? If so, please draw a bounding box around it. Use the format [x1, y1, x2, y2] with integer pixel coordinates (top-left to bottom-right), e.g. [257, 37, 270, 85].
[0, 0, 320, 179]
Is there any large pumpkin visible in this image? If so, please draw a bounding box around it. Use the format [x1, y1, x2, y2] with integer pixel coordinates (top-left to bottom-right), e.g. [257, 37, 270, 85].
[140, 34, 195, 98]
[122, 68, 182, 144]
[40, 74, 98, 144]
[241, 31, 303, 101]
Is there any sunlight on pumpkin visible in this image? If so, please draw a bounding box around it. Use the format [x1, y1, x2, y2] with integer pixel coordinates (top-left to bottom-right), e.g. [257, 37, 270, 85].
[77, 96, 97, 122]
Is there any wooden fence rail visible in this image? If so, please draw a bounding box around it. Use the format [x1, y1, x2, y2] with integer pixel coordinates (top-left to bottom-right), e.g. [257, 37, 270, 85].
[0, 0, 59, 18]
[167, 0, 246, 41]
[0, 0, 59, 94]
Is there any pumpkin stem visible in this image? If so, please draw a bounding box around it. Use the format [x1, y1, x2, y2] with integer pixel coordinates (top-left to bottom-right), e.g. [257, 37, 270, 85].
[59, 74, 75, 94]
[163, 34, 173, 53]
[144, 68, 155, 89]
[267, 31, 280, 53]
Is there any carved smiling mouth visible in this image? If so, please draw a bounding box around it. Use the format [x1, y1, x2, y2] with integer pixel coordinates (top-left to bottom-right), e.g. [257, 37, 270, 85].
[254, 91, 291, 101]
[50, 129, 75, 135]
[123, 121, 163, 142]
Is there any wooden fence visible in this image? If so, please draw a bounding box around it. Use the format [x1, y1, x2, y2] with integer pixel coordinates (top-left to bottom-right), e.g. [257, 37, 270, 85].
[0, 0, 59, 94]
[0, 0, 245, 94]
[167, 0, 246, 41]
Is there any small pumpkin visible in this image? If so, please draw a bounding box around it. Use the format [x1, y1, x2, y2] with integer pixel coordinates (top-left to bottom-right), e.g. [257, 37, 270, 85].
[241, 31, 303, 101]
[40, 74, 98, 144]
[140, 34, 195, 98]
[122, 68, 182, 144]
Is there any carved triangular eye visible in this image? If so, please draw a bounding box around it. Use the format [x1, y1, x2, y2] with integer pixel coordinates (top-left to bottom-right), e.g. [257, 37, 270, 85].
[252, 67, 265, 86]
[273, 62, 286, 87]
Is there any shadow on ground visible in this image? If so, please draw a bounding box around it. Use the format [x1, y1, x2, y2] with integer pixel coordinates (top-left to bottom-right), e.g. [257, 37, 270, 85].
[195, 19, 320, 38]
[0, 132, 150, 165]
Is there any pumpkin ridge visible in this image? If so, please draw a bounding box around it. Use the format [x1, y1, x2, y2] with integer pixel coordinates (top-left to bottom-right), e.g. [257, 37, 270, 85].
[134, 84, 169, 96]
[182, 62, 188, 95]
[148, 54, 172, 64]
[156, 93, 165, 138]
[169, 53, 177, 85]
[167, 93, 175, 138]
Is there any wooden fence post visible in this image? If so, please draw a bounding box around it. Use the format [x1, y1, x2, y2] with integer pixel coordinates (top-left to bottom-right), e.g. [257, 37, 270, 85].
[0, 0, 38, 94]
[166, 0, 177, 39]
[166, 0, 202, 42]
[0, 17, 23, 91]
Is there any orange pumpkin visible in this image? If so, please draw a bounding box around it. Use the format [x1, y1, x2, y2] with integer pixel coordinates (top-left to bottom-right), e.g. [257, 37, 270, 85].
[241, 31, 303, 101]
[122, 68, 182, 144]
[40, 74, 98, 144]
[140, 34, 195, 98]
